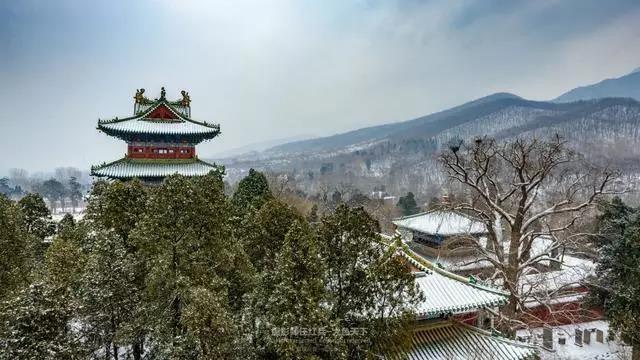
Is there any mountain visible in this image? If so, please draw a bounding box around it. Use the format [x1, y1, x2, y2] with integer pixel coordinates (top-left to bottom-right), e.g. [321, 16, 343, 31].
[264, 93, 638, 157]
[223, 94, 640, 196]
[213, 134, 315, 159]
[554, 69, 640, 102]
[268, 92, 522, 154]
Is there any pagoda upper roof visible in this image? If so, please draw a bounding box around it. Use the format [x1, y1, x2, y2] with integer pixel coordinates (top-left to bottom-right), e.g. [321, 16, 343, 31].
[91, 157, 222, 179]
[97, 88, 220, 142]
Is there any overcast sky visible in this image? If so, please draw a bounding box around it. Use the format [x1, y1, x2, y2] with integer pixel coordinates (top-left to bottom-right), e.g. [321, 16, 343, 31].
[1, 0, 640, 174]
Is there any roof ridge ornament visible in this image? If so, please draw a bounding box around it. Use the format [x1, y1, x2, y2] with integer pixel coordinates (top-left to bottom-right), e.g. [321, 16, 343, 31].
[160, 87, 166, 100]
[134, 88, 152, 104]
[180, 90, 191, 107]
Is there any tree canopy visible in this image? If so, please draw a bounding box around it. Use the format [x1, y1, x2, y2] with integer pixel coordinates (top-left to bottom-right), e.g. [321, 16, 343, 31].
[0, 170, 419, 359]
[396, 191, 420, 216]
[592, 197, 640, 359]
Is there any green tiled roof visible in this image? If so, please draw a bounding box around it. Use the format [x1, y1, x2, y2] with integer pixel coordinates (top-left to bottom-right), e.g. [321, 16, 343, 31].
[97, 100, 220, 142]
[389, 321, 538, 360]
[91, 158, 221, 179]
[397, 243, 508, 319]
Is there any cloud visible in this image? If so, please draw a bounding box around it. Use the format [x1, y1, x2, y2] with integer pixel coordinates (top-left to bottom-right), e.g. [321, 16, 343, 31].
[0, 0, 639, 172]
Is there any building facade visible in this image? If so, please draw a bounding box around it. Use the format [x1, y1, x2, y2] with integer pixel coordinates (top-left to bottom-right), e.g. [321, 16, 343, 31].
[393, 210, 600, 330]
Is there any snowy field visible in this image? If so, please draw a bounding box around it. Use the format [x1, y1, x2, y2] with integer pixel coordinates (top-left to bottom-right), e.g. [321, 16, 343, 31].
[516, 320, 632, 360]
[50, 205, 86, 219]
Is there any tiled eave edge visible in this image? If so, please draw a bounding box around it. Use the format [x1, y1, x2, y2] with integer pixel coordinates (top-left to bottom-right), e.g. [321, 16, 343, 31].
[96, 100, 220, 130]
[378, 234, 509, 319]
[90, 157, 222, 175]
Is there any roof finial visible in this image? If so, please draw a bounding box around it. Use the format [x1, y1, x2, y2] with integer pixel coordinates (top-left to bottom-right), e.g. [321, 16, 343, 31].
[180, 90, 191, 107]
[160, 87, 166, 100]
[134, 88, 146, 104]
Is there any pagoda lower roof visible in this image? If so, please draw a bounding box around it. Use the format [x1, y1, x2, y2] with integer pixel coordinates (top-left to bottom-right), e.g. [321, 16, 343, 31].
[91, 158, 221, 179]
[389, 321, 537, 360]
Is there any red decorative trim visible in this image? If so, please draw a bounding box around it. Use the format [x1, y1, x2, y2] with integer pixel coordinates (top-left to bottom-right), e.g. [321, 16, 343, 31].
[128, 145, 195, 159]
[146, 104, 179, 120]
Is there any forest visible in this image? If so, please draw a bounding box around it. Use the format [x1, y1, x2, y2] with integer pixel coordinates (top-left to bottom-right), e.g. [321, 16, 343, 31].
[0, 169, 421, 359]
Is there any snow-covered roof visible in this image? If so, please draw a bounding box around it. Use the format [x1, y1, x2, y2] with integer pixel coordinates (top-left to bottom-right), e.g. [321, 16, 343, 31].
[406, 234, 561, 273]
[390, 321, 537, 360]
[414, 270, 506, 318]
[393, 210, 487, 236]
[97, 100, 220, 142]
[91, 158, 221, 179]
[399, 246, 508, 318]
[517, 254, 595, 296]
[99, 118, 219, 136]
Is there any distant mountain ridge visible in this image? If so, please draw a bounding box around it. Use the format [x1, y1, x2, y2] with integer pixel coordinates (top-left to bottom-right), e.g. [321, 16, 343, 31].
[261, 68, 640, 157]
[221, 70, 640, 195]
[267, 92, 523, 154]
[554, 69, 640, 102]
[214, 134, 316, 159]
[264, 93, 618, 156]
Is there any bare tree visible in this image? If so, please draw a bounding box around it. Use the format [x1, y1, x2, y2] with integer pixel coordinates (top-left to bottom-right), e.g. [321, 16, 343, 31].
[439, 135, 620, 334]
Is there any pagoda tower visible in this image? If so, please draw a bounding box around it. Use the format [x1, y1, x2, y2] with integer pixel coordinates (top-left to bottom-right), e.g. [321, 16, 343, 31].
[91, 87, 221, 182]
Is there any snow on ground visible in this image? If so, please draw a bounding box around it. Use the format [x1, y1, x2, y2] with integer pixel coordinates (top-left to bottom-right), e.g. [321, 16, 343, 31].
[51, 211, 85, 222]
[516, 320, 632, 360]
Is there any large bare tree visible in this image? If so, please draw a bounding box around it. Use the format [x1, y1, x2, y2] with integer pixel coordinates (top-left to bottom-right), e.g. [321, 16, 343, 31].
[439, 134, 619, 334]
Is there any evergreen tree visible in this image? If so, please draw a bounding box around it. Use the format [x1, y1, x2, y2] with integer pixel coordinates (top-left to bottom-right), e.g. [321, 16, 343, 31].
[43, 222, 86, 294]
[132, 174, 250, 358]
[595, 196, 634, 247]
[67, 176, 83, 212]
[239, 199, 303, 272]
[347, 191, 370, 208]
[39, 178, 66, 213]
[18, 192, 55, 241]
[181, 286, 246, 359]
[396, 192, 420, 216]
[57, 213, 75, 234]
[307, 204, 319, 223]
[261, 220, 328, 359]
[331, 190, 342, 205]
[83, 179, 149, 359]
[0, 177, 10, 195]
[0, 282, 84, 360]
[79, 229, 140, 360]
[592, 198, 640, 359]
[0, 206, 86, 360]
[231, 168, 273, 216]
[0, 195, 35, 300]
[318, 204, 421, 358]
[85, 179, 148, 247]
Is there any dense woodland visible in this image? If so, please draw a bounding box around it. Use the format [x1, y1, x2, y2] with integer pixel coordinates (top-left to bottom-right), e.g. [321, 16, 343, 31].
[3, 136, 640, 359]
[0, 169, 421, 359]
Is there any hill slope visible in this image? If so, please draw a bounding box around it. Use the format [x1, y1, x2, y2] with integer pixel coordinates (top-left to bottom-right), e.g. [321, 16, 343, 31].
[554, 69, 640, 102]
[268, 92, 523, 154]
[223, 95, 640, 196]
